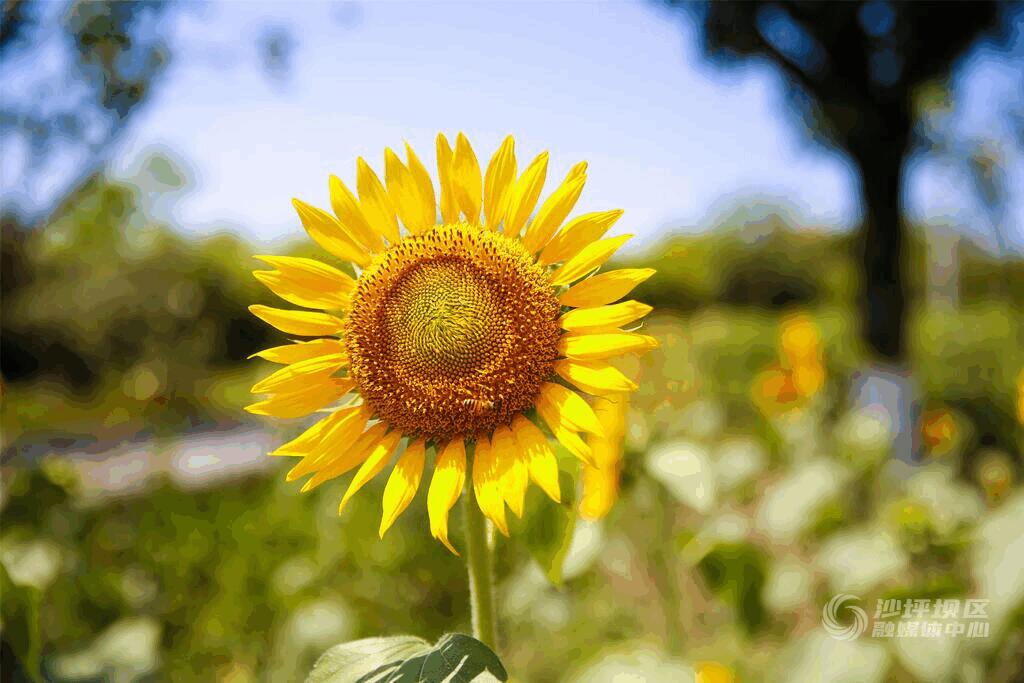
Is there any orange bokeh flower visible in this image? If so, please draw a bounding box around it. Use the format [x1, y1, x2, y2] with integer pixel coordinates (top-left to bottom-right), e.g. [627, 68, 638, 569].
[752, 313, 825, 416]
[921, 407, 958, 455]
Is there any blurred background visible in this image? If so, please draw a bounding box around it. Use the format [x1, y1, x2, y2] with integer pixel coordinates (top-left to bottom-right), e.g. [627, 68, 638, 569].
[2, 1, 1022, 681]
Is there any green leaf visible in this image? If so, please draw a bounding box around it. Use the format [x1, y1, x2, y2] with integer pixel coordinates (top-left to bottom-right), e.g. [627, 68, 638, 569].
[377, 634, 508, 683]
[307, 636, 430, 683]
[515, 471, 576, 585]
[1, 563, 43, 682]
[306, 633, 508, 683]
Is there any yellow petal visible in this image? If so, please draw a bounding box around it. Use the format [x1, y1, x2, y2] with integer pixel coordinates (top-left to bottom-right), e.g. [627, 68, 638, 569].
[539, 209, 624, 265]
[383, 148, 416, 229]
[329, 175, 384, 252]
[566, 160, 588, 180]
[249, 305, 344, 336]
[385, 148, 434, 235]
[537, 382, 604, 437]
[404, 142, 437, 231]
[338, 430, 403, 513]
[521, 164, 587, 254]
[272, 406, 360, 456]
[253, 256, 353, 310]
[284, 405, 371, 477]
[379, 439, 426, 537]
[291, 199, 371, 268]
[451, 132, 482, 223]
[534, 395, 594, 465]
[549, 234, 632, 286]
[356, 157, 400, 243]
[559, 268, 657, 308]
[554, 358, 638, 395]
[255, 255, 354, 293]
[428, 438, 466, 554]
[251, 354, 347, 394]
[252, 271, 347, 311]
[546, 419, 595, 467]
[579, 461, 619, 521]
[483, 135, 516, 230]
[249, 338, 346, 365]
[471, 436, 508, 536]
[559, 300, 652, 332]
[503, 151, 549, 238]
[492, 426, 528, 518]
[558, 331, 659, 360]
[300, 421, 388, 492]
[580, 394, 628, 521]
[511, 415, 560, 502]
[436, 133, 459, 225]
[245, 378, 352, 419]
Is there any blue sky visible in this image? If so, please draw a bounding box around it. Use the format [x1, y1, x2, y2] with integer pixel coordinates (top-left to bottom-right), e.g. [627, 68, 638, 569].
[7, 1, 1024, 251]
[111, 0, 862, 249]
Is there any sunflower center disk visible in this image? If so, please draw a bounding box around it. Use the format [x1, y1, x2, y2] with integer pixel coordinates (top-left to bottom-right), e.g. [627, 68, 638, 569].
[386, 261, 500, 379]
[345, 223, 562, 442]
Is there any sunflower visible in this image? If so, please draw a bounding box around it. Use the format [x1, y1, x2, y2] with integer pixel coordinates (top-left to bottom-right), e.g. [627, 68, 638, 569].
[247, 133, 656, 552]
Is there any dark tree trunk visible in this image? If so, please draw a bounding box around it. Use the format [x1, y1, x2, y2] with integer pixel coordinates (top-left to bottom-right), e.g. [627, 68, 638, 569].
[850, 109, 911, 364]
[690, 0, 1009, 364]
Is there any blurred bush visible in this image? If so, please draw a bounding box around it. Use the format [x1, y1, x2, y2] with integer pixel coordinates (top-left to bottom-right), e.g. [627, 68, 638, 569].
[2, 165, 358, 450]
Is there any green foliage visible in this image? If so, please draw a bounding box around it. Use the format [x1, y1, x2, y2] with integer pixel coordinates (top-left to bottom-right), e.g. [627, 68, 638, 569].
[306, 634, 507, 683]
[513, 471, 577, 586]
[0, 464, 475, 680]
[1, 564, 44, 682]
[697, 543, 768, 635]
[2, 171, 287, 447]
[623, 214, 858, 313]
[627, 210, 1023, 316]
[3, 172, 1023, 682]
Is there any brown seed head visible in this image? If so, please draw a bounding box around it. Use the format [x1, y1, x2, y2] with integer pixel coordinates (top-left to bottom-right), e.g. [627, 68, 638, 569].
[345, 223, 561, 442]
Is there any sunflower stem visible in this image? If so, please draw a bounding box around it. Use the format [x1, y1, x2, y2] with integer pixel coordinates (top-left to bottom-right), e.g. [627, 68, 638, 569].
[463, 482, 498, 651]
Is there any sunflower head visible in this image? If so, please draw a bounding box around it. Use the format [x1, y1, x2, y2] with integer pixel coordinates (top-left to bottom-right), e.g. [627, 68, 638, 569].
[345, 222, 561, 442]
[248, 133, 656, 552]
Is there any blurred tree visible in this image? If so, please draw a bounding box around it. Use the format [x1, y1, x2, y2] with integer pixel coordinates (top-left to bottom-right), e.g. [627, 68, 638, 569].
[2, 1, 177, 390]
[677, 0, 1020, 363]
[1, 0, 175, 217]
[1, 171, 272, 395]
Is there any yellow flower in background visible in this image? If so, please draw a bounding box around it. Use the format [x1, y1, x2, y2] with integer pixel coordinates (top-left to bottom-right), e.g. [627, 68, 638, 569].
[751, 363, 802, 416]
[578, 393, 629, 520]
[779, 313, 825, 397]
[921, 407, 958, 455]
[247, 134, 656, 552]
[752, 313, 825, 416]
[887, 498, 931, 537]
[977, 450, 1014, 503]
[696, 661, 736, 683]
[779, 313, 819, 360]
